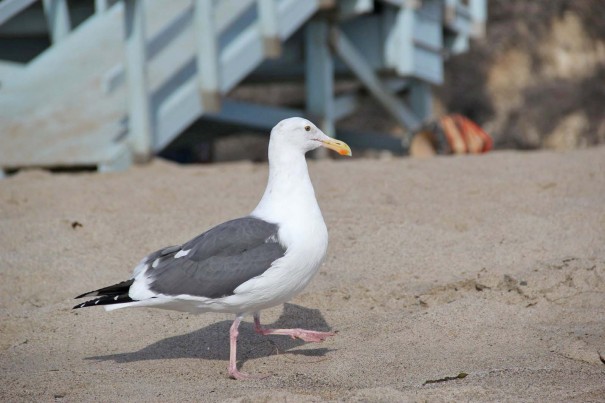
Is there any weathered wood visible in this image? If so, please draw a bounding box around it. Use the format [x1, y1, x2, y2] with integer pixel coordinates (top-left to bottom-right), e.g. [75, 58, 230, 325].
[0, 0, 37, 26]
[207, 99, 303, 130]
[148, 3, 193, 61]
[124, 0, 154, 160]
[385, 0, 444, 84]
[257, 0, 281, 58]
[95, 0, 109, 13]
[331, 27, 421, 134]
[305, 18, 335, 138]
[0, 0, 486, 170]
[338, 0, 373, 20]
[409, 79, 432, 123]
[469, 0, 487, 36]
[194, 0, 220, 112]
[43, 0, 71, 43]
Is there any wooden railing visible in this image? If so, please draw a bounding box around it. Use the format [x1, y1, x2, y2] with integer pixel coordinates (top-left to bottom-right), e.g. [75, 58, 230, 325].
[114, 0, 319, 158]
[0, 0, 486, 171]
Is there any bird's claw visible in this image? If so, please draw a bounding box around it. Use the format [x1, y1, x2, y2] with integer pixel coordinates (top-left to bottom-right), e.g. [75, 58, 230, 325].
[228, 366, 248, 380]
[228, 368, 270, 380]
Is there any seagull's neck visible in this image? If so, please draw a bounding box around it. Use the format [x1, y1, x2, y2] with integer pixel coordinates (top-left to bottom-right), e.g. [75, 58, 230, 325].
[251, 145, 322, 226]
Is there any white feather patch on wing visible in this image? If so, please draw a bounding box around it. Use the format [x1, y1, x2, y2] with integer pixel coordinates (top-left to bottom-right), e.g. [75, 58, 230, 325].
[128, 268, 158, 300]
[132, 258, 149, 278]
[174, 249, 190, 258]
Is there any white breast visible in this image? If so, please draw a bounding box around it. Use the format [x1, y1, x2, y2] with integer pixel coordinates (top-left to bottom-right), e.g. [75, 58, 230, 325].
[217, 214, 327, 314]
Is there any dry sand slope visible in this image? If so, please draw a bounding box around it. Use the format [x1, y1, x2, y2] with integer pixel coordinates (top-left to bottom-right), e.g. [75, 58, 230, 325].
[1, 147, 604, 402]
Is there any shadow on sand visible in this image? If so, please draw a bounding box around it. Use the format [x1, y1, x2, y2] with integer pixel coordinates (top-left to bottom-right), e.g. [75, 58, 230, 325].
[86, 303, 336, 368]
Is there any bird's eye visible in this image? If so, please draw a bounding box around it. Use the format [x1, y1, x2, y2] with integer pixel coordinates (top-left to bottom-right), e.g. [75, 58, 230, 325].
[304, 125, 311, 132]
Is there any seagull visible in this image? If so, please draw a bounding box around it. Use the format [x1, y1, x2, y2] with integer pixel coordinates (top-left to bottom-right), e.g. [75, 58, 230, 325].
[74, 117, 351, 379]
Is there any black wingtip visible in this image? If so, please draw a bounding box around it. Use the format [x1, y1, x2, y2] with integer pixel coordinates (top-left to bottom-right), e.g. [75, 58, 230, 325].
[72, 294, 134, 309]
[74, 279, 134, 299]
[73, 298, 95, 309]
[74, 291, 96, 299]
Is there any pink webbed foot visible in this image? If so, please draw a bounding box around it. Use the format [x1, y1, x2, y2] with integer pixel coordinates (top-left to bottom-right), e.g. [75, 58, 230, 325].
[272, 328, 336, 342]
[229, 369, 270, 380]
[228, 357, 271, 380]
[253, 314, 337, 343]
[228, 367, 250, 380]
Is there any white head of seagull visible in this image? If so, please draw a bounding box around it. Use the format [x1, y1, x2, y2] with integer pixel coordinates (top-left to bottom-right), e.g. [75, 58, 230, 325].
[268, 117, 352, 156]
[73, 117, 351, 380]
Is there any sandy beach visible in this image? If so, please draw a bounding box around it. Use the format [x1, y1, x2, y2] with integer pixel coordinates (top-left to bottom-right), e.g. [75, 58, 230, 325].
[1, 147, 604, 401]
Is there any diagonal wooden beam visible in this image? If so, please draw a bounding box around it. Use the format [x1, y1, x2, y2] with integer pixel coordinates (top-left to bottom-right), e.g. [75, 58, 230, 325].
[0, 0, 37, 26]
[329, 27, 421, 137]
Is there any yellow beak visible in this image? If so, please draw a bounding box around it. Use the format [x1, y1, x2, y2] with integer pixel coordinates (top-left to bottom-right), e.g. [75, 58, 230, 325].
[320, 138, 352, 156]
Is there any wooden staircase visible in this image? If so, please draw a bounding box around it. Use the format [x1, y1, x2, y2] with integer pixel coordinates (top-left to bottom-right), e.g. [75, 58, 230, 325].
[0, 0, 485, 171]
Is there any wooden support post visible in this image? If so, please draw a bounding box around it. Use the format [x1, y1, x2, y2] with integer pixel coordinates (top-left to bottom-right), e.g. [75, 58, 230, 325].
[469, 0, 487, 36]
[330, 27, 421, 139]
[124, 0, 154, 160]
[194, 0, 221, 112]
[257, 0, 281, 58]
[95, 0, 109, 13]
[444, 0, 457, 25]
[384, 2, 415, 77]
[305, 18, 335, 146]
[42, 0, 71, 44]
[408, 79, 432, 123]
[305, 18, 335, 158]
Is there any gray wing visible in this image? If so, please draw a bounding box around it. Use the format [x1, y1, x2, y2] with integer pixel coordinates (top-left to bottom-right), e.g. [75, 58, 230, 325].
[144, 216, 285, 299]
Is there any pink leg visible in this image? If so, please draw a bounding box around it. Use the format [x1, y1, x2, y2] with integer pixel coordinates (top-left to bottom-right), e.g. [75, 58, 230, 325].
[253, 313, 336, 342]
[228, 316, 249, 380]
